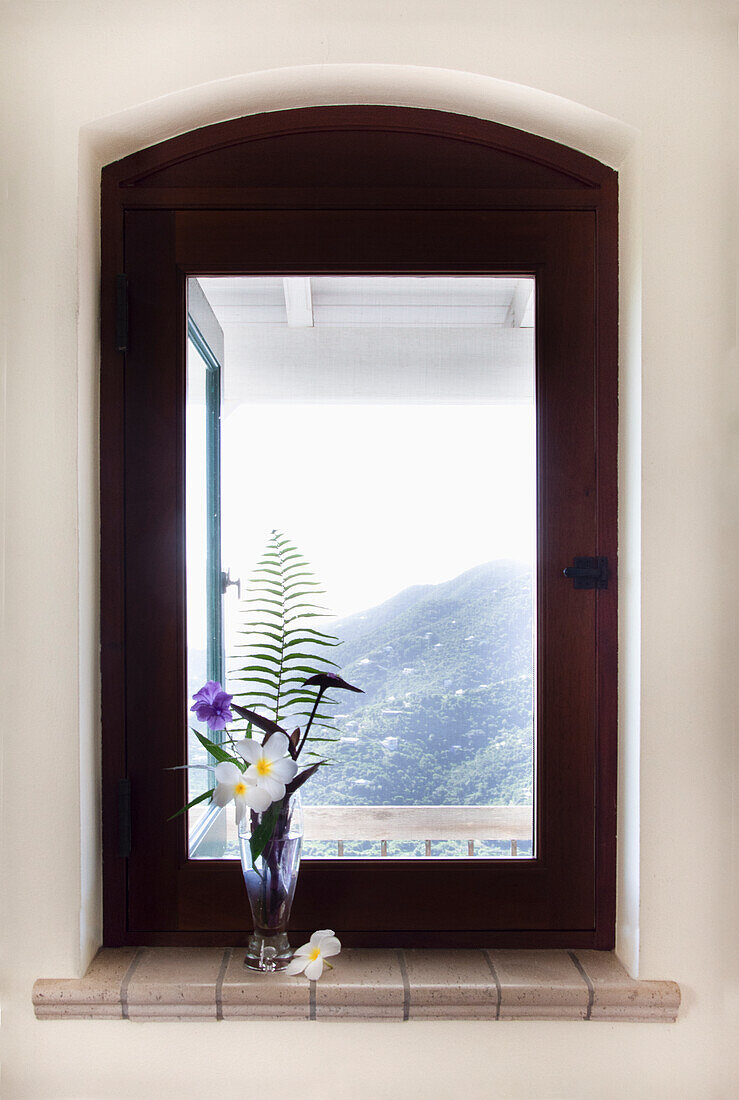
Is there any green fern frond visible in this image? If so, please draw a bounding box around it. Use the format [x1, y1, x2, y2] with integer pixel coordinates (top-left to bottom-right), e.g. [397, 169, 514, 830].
[229, 530, 343, 728]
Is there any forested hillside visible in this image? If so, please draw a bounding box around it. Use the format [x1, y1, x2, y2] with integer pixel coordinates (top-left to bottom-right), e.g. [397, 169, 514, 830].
[301, 559, 534, 809]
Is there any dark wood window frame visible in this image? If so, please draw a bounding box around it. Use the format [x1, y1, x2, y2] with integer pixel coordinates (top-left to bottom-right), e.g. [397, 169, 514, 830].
[101, 106, 618, 949]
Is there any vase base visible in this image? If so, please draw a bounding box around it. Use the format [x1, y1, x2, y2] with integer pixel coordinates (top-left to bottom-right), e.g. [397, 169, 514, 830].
[243, 932, 293, 972]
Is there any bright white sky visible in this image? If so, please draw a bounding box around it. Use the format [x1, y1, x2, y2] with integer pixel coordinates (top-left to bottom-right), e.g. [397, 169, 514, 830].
[187, 275, 537, 648]
[211, 402, 535, 628]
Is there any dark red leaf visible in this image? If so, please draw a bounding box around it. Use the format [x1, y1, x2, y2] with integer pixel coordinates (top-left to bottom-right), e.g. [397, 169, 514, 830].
[231, 704, 287, 744]
[302, 673, 364, 693]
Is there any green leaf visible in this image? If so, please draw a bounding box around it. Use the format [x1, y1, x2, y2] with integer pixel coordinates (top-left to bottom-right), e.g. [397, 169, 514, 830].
[234, 668, 281, 680]
[233, 676, 283, 691]
[282, 600, 330, 610]
[285, 705, 340, 718]
[236, 626, 284, 638]
[274, 671, 311, 681]
[279, 663, 336, 675]
[282, 643, 339, 655]
[285, 626, 341, 640]
[167, 787, 215, 821]
[281, 566, 317, 580]
[232, 689, 279, 702]
[247, 585, 284, 598]
[193, 729, 240, 766]
[249, 799, 284, 862]
[232, 659, 281, 671]
[234, 688, 281, 701]
[236, 656, 282, 669]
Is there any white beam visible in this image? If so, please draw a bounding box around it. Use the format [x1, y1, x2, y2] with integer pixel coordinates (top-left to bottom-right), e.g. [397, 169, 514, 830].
[505, 279, 535, 328]
[282, 277, 314, 326]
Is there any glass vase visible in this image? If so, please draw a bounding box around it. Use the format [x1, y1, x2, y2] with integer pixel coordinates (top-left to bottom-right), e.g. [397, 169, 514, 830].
[238, 792, 303, 971]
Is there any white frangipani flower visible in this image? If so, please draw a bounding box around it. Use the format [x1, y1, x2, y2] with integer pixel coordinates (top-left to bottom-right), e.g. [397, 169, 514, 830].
[213, 761, 272, 823]
[284, 929, 341, 980]
[235, 732, 298, 802]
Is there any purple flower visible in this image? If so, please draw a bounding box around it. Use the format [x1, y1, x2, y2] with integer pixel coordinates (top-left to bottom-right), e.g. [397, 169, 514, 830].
[190, 681, 234, 731]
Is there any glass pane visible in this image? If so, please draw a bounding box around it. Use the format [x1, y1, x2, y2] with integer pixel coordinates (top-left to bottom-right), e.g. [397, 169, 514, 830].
[185, 333, 228, 855]
[187, 276, 535, 860]
[185, 335, 209, 807]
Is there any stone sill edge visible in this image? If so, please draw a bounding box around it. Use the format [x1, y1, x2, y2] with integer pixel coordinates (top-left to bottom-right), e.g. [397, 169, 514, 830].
[33, 947, 680, 1023]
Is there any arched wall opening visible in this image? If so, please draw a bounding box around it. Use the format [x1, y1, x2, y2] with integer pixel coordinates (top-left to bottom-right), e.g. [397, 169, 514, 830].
[78, 67, 641, 973]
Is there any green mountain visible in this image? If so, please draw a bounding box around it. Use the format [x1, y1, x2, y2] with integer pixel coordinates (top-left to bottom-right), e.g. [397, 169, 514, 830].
[301, 560, 534, 810]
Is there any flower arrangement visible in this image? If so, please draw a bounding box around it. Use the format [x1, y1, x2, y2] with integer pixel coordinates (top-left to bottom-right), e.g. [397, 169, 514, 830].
[174, 532, 362, 971]
[185, 669, 363, 862]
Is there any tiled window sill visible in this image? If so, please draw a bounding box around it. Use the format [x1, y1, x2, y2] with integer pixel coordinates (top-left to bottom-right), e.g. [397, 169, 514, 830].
[33, 948, 679, 1022]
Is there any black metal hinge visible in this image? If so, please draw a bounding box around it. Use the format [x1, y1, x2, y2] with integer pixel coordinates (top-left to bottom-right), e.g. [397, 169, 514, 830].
[563, 556, 609, 589]
[118, 778, 132, 857]
[115, 274, 128, 352]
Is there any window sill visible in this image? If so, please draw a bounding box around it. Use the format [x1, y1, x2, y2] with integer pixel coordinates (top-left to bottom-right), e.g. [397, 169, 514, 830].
[33, 947, 679, 1022]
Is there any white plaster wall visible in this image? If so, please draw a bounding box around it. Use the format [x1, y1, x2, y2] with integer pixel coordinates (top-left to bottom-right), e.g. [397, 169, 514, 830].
[0, 1, 736, 1096]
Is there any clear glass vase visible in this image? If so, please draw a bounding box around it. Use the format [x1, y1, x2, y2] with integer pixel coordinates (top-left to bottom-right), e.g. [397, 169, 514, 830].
[238, 792, 303, 971]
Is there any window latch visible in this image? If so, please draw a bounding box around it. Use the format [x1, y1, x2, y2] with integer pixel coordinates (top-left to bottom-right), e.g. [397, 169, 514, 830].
[563, 556, 609, 589]
[221, 568, 241, 598]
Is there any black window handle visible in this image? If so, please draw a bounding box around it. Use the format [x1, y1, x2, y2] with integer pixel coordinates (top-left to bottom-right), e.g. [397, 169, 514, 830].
[563, 556, 609, 589]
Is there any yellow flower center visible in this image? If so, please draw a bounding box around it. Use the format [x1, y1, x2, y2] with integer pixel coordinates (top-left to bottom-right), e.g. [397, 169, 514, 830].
[309, 947, 322, 962]
[256, 758, 272, 777]
[234, 781, 247, 796]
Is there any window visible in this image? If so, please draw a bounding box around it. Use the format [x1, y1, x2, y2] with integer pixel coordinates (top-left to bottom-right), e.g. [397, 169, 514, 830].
[101, 107, 617, 947]
[186, 274, 537, 863]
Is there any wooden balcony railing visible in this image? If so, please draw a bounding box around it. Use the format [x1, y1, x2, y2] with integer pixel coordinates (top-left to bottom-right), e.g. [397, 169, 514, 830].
[190, 802, 533, 858]
[303, 804, 533, 857]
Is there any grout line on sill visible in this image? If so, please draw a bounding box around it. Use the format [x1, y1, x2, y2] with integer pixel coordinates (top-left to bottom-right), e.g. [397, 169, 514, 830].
[120, 948, 146, 1020]
[396, 950, 410, 1020]
[215, 947, 232, 1021]
[567, 950, 594, 1020]
[482, 949, 502, 1020]
[309, 980, 316, 1020]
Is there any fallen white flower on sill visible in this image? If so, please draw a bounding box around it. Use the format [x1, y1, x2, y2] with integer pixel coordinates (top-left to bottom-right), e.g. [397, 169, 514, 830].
[285, 929, 341, 980]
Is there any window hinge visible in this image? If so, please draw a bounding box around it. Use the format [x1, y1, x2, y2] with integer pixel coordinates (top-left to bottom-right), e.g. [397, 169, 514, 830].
[118, 778, 132, 857]
[115, 274, 129, 352]
[563, 556, 609, 589]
